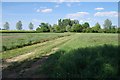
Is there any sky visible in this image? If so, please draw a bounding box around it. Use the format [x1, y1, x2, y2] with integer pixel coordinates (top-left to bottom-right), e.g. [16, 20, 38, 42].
[1, 0, 119, 2]
[1, 2, 118, 30]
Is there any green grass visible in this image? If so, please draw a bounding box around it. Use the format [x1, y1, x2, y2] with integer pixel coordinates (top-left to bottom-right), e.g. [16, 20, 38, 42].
[60, 33, 118, 51]
[37, 33, 119, 79]
[2, 33, 119, 79]
[1, 33, 71, 51]
[1, 33, 72, 59]
[39, 45, 119, 79]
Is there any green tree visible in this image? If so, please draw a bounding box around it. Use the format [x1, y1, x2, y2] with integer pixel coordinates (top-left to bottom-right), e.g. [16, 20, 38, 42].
[3, 22, 9, 30]
[58, 19, 79, 28]
[16, 21, 22, 30]
[92, 22, 101, 33]
[53, 24, 60, 32]
[71, 24, 82, 32]
[29, 22, 34, 30]
[37, 23, 50, 32]
[49, 26, 55, 32]
[85, 28, 92, 33]
[40, 23, 49, 32]
[74, 20, 79, 24]
[82, 22, 90, 29]
[117, 27, 120, 33]
[66, 25, 71, 32]
[58, 19, 63, 27]
[110, 25, 117, 33]
[75, 24, 82, 32]
[103, 19, 112, 29]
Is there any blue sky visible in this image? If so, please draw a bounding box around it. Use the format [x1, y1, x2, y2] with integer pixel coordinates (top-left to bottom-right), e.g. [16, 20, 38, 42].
[2, 0, 119, 2]
[1, 2, 118, 30]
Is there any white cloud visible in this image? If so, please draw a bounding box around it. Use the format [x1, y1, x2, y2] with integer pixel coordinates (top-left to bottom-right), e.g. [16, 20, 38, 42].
[66, 12, 89, 19]
[66, 3, 71, 7]
[41, 8, 52, 13]
[94, 11, 118, 17]
[36, 8, 53, 13]
[58, 0, 65, 3]
[95, 8, 104, 11]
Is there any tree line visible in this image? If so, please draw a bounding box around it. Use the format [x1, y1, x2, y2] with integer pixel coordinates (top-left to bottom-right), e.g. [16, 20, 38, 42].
[2, 19, 120, 33]
[2, 21, 34, 30]
[36, 19, 119, 33]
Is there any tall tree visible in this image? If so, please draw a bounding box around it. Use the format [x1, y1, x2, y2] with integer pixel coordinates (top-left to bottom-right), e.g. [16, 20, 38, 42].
[16, 21, 22, 30]
[29, 22, 34, 30]
[39, 23, 50, 32]
[92, 22, 101, 32]
[3, 22, 9, 30]
[71, 24, 82, 32]
[103, 19, 112, 29]
[53, 24, 60, 32]
[74, 20, 79, 24]
[82, 22, 90, 29]
[58, 19, 62, 27]
[66, 25, 71, 32]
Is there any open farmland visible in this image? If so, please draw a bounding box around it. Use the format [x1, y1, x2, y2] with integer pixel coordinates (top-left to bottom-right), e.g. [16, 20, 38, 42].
[1, 33, 119, 79]
[1, 33, 71, 52]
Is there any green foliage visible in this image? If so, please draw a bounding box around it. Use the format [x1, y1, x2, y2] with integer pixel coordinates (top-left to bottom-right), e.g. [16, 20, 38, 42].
[49, 26, 55, 32]
[3, 22, 9, 30]
[71, 24, 82, 32]
[29, 22, 34, 30]
[117, 27, 120, 33]
[103, 19, 112, 29]
[66, 25, 71, 32]
[3, 18, 119, 33]
[84, 28, 92, 33]
[53, 24, 61, 32]
[92, 22, 101, 33]
[82, 22, 90, 29]
[58, 19, 79, 27]
[36, 23, 50, 32]
[16, 21, 22, 30]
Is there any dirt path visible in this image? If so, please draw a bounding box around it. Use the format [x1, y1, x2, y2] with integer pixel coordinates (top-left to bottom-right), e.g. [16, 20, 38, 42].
[2, 35, 72, 78]
[18, 47, 59, 78]
[3, 35, 72, 70]
[5, 37, 69, 63]
[4, 47, 59, 78]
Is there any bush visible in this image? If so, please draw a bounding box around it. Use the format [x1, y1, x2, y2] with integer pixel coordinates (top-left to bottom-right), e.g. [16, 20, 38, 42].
[2, 46, 7, 51]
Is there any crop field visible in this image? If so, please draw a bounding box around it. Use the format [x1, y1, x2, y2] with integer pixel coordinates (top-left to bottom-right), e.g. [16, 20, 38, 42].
[1, 33, 71, 52]
[1, 33, 120, 79]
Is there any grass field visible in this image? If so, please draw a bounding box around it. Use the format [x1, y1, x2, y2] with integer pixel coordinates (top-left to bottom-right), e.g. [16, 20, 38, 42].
[2, 33, 119, 79]
[1, 33, 71, 52]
